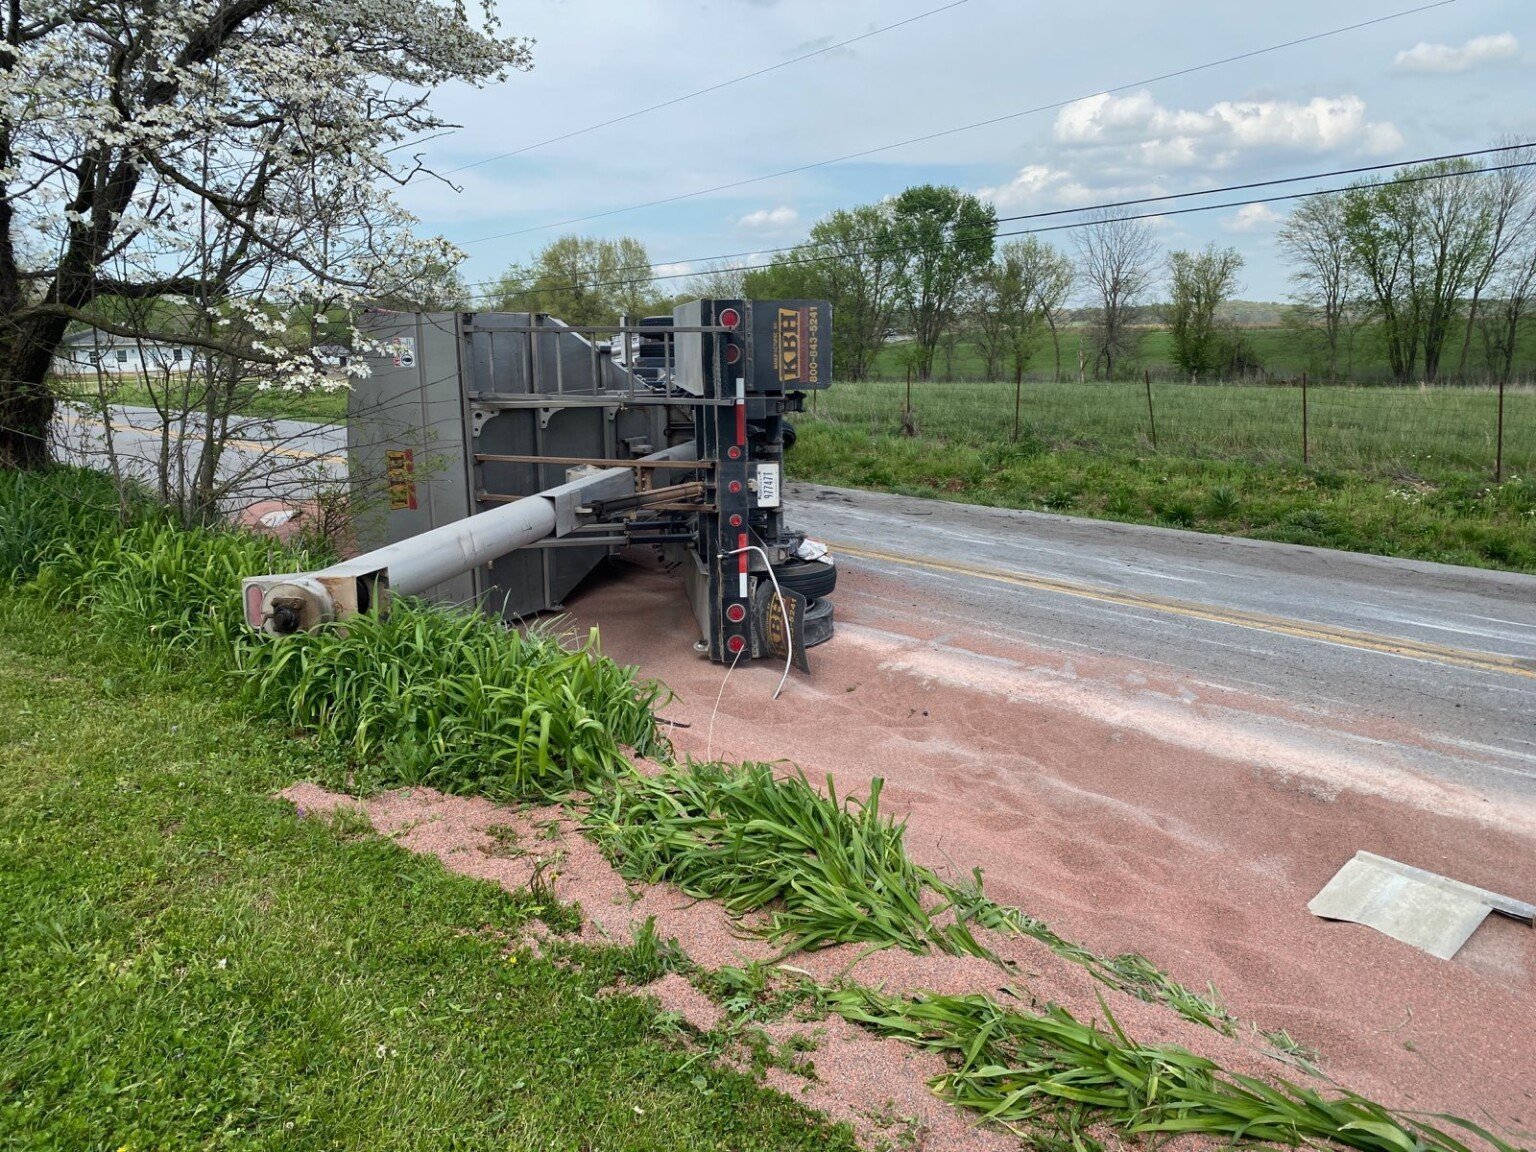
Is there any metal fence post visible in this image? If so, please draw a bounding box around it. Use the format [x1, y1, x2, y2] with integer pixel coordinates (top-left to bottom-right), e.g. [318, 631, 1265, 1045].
[1302, 371, 1310, 466]
[1144, 368, 1158, 451]
[1495, 374, 1506, 483]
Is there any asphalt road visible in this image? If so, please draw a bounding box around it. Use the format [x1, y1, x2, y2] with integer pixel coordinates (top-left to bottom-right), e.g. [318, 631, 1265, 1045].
[787, 480, 1536, 806]
[53, 403, 346, 506]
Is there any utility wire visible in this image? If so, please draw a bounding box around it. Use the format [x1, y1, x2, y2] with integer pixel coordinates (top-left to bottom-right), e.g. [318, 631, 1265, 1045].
[443, 0, 972, 176]
[461, 0, 1460, 245]
[453, 157, 1535, 306]
[459, 143, 1528, 299]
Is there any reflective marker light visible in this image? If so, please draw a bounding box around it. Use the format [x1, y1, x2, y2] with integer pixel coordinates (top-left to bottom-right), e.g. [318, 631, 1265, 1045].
[718, 307, 741, 329]
[723, 343, 742, 364]
[728, 480, 742, 494]
[726, 603, 747, 623]
[727, 635, 746, 654]
[728, 513, 742, 527]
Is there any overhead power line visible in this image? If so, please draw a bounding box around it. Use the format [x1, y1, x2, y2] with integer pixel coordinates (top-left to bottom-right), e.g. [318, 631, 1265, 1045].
[462, 143, 1527, 299]
[443, 0, 973, 176]
[455, 156, 1534, 307]
[460, 0, 1461, 246]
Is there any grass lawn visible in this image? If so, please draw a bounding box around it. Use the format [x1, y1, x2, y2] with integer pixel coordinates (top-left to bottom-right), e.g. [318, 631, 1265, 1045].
[54, 374, 351, 424]
[788, 421, 1536, 573]
[0, 599, 853, 1152]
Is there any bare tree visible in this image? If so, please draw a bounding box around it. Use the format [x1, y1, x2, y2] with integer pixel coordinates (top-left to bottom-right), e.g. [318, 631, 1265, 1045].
[1278, 194, 1361, 380]
[686, 260, 751, 300]
[1479, 226, 1536, 384]
[1458, 141, 1536, 376]
[1074, 212, 1157, 379]
[1021, 241, 1075, 382]
[1418, 162, 1495, 382]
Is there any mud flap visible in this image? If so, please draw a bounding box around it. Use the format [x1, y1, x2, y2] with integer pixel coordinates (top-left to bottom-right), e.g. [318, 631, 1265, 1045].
[755, 582, 812, 673]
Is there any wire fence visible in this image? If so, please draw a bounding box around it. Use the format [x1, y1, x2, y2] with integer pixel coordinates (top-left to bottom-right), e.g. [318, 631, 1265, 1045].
[805, 375, 1534, 480]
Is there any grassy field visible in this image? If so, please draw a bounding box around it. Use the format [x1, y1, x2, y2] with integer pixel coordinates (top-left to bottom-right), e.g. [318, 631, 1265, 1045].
[789, 417, 1536, 573]
[0, 600, 854, 1151]
[806, 377, 1533, 476]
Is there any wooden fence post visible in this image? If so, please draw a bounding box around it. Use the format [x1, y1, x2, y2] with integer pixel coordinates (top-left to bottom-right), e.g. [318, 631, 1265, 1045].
[1144, 368, 1158, 451]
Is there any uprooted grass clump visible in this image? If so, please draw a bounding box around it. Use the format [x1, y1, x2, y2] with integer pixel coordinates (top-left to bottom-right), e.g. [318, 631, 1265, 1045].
[585, 761, 992, 958]
[944, 870, 1239, 1035]
[830, 987, 1523, 1152]
[586, 758, 1245, 1036]
[2, 467, 670, 800]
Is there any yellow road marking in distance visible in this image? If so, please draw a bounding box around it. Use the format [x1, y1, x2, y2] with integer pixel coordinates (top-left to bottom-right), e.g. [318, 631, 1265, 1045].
[830, 541, 1536, 681]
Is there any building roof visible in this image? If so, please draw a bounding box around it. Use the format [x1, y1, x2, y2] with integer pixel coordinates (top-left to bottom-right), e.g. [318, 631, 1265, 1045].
[60, 327, 186, 349]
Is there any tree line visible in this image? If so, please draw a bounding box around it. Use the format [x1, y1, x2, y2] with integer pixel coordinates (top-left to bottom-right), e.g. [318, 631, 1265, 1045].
[496, 150, 1536, 388]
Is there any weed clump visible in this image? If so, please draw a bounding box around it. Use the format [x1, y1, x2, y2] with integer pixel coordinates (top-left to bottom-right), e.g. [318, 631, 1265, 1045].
[831, 987, 1520, 1152]
[238, 607, 667, 800]
[587, 762, 989, 958]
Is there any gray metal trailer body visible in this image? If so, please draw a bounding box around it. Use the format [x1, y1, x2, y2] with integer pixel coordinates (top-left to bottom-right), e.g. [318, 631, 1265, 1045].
[241, 300, 836, 666]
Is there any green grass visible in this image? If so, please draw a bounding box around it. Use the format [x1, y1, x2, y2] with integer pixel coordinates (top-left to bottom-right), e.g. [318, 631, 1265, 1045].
[830, 988, 1521, 1152]
[585, 762, 991, 958]
[806, 377, 1533, 476]
[0, 601, 856, 1151]
[789, 420, 1536, 573]
[54, 372, 352, 423]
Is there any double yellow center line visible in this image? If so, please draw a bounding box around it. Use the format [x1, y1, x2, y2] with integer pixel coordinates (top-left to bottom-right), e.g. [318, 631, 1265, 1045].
[829, 542, 1536, 681]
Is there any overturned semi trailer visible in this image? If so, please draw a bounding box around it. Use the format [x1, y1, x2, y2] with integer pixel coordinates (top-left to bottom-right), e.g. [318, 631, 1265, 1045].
[241, 299, 836, 667]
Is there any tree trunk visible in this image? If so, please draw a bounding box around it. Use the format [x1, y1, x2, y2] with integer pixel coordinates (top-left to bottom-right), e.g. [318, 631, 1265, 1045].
[0, 316, 67, 469]
[1457, 290, 1482, 380]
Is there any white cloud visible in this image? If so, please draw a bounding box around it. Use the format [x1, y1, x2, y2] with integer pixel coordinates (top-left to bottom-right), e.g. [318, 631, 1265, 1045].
[1224, 203, 1283, 232]
[1053, 91, 1403, 169]
[976, 165, 1094, 211]
[1394, 33, 1519, 73]
[736, 205, 799, 230]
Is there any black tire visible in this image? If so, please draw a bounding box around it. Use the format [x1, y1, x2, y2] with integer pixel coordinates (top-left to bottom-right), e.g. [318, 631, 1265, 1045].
[772, 558, 836, 600]
[802, 596, 835, 648]
[781, 421, 797, 452]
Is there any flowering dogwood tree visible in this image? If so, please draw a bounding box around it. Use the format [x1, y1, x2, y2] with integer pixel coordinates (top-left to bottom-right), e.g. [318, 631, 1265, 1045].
[0, 0, 532, 467]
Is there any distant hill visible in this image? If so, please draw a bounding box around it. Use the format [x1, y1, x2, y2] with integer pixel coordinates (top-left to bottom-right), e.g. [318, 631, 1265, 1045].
[1068, 301, 1290, 328]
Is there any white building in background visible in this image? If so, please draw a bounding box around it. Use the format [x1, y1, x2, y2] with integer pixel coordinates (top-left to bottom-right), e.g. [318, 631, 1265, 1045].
[53, 328, 199, 375]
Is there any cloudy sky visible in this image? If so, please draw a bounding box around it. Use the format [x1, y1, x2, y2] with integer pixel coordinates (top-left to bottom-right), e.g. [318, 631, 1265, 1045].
[397, 0, 1534, 305]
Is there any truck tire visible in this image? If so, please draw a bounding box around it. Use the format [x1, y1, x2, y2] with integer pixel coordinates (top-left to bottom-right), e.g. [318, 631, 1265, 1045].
[771, 558, 836, 600]
[803, 596, 834, 648]
[781, 421, 797, 452]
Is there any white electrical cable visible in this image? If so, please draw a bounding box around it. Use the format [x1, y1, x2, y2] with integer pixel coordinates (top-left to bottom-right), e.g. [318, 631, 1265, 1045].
[723, 544, 795, 701]
[704, 544, 801, 760]
[704, 645, 744, 763]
